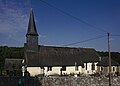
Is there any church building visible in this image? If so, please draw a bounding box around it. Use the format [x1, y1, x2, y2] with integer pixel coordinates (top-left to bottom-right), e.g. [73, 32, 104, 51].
[24, 9, 100, 76]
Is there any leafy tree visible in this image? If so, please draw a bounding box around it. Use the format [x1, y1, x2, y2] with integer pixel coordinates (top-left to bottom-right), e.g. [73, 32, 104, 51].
[0, 46, 24, 74]
[97, 51, 120, 64]
[0, 46, 120, 74]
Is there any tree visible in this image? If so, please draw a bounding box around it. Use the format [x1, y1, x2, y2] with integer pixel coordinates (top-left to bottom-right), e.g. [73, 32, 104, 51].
[0, 46, 24, 74]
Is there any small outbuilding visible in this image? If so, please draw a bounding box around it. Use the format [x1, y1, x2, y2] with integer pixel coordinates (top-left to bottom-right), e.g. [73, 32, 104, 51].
[97, 57, 120, 75]
[5, 58, 23, 76]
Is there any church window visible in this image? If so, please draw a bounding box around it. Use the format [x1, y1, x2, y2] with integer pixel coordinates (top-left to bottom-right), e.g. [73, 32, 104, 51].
[91, 63, 95, 70]
[85, 63, 87, 70]
[113, 67, 115, 71]
[47, 66, 52, 71]
[82, 65, 84, 68]
[100, 67, 103, 71]
[62, 66, 66, 71]
[75, 66, 78, 71]
[41, 67, 44, 69]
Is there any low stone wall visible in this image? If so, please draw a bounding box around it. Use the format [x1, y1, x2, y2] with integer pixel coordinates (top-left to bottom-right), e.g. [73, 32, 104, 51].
[0, 76, 41, 86]
[39, 76, 120, 86]
[0, 76, 120, 86]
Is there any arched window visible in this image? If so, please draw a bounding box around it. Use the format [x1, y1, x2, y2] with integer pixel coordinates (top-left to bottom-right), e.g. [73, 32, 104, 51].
[100, 67, 103, 71]
[113, 67, 115, 71]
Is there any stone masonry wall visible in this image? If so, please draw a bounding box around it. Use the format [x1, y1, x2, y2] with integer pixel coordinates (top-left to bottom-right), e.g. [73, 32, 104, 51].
[0, 76, 41, 86]
[0, 76, 120, 86]
[39, 76, 120, 86]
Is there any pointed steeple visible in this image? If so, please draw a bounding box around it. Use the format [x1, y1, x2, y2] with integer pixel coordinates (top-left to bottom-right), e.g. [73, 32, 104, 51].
[26, 8, 38, 36]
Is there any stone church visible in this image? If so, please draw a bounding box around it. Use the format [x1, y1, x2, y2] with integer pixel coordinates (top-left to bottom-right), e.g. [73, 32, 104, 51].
[24, 9, 100, 76]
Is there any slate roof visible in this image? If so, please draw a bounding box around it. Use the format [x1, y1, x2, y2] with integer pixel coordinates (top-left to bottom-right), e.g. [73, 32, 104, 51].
[26, 8, 38, 36]
[97, 57, 119, 67]
[5, 58, 23, 71]
[26, 45, 100, 67]
[25, 9, 100, 67]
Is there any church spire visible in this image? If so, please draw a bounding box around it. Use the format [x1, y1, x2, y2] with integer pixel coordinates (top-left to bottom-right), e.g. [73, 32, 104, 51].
[26, 8, 38, 36]
[26, 8, 38, 52]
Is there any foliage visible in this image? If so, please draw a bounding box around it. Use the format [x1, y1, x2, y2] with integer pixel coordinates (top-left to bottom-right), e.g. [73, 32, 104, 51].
[0, 46, 24, 71]
[0, 46, 120, 71]
[97, 51, 120, 64]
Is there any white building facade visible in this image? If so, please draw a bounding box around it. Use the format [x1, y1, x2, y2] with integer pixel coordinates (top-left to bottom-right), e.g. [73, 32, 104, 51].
[27, 62, 98, 76]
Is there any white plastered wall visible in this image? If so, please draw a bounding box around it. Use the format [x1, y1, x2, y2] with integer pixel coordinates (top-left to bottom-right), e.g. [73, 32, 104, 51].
[27, 63, 98, 76]
[82, 62, 98, 74]
[27, 67, 41, 76]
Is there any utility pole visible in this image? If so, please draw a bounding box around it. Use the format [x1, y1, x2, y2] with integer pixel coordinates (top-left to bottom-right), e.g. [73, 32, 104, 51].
[108, 32, 111, 86]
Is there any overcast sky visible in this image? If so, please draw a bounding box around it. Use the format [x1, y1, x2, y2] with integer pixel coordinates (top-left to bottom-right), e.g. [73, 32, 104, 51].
[0, 0, 120, 52]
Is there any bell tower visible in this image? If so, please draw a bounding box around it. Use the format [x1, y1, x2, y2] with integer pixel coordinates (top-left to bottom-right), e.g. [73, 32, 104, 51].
[26, 8, 38, 52]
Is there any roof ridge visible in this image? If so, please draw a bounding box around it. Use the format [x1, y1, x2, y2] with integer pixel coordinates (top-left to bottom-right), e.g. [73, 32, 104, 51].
[39, 45, 95, 50]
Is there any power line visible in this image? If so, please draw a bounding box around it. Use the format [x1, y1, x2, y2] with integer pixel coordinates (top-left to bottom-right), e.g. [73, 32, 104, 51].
[62, 35, 107, 46]
[111, 34, 120, 37]
[39, 0, 108, 33]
